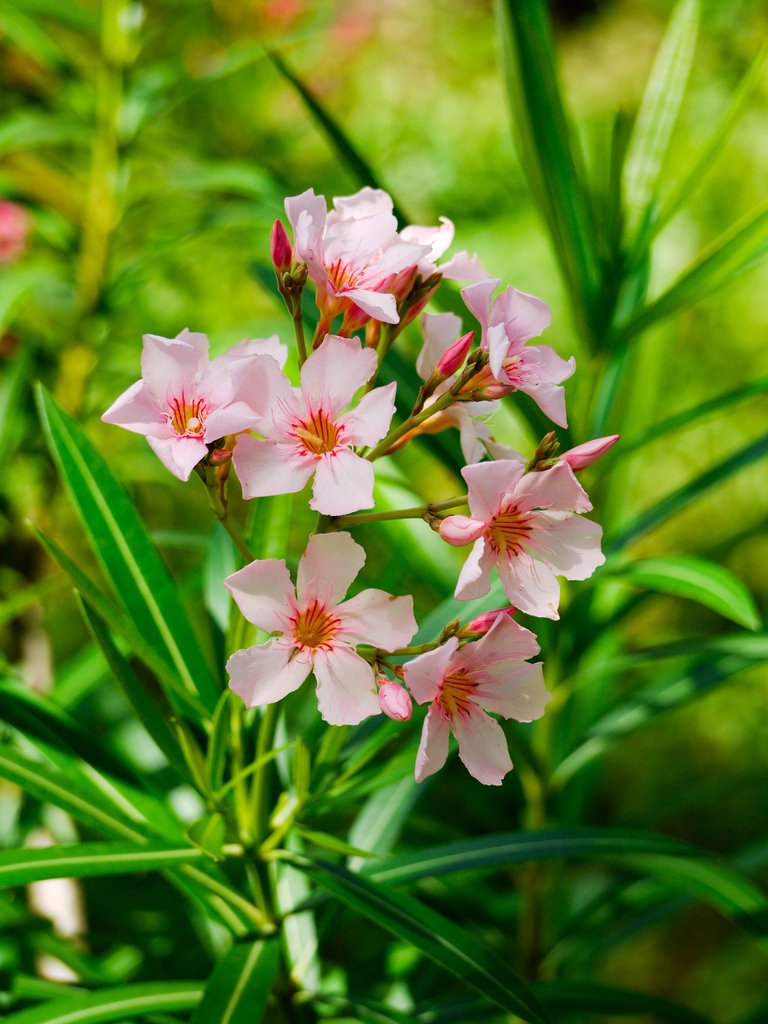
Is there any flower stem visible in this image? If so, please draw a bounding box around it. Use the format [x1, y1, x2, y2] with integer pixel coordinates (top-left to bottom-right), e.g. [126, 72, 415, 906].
[197, 463, 254, 562]
[331, 494, 468, 528]
[293, 310, 308, 367]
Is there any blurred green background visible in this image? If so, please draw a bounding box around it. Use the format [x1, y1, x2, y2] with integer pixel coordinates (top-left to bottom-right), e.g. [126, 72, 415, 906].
[2, 0, 768, 1020]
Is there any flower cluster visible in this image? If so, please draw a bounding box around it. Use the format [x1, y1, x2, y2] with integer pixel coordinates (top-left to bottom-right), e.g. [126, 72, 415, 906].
[103, 186, 618, 786]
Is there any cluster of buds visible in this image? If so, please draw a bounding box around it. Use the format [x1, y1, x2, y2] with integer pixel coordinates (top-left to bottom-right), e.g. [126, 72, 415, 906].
[102, 185, 617, 786]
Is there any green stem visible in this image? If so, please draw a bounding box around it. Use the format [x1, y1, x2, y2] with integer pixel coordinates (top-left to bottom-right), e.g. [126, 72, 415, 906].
[293, 310, 308, 367]
[363, 323, 391, 394]
[331, 494, 468, 528]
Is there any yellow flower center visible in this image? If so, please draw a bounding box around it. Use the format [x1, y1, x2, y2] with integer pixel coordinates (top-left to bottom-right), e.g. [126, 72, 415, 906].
[169, 394, 207, 437]
[439, 669, 476, 717]
[488, 505, 531, 556]
[294, 411, 340, 455]
[292, 601, 339, 651]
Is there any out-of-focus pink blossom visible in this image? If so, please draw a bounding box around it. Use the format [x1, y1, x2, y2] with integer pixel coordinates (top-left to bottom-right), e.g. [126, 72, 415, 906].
[404, 615, 550, 785]
[0, 202, 29, 264]
[378, 680, 412, 721]
[233, 334, 395, 516]
[102, 330, 287, 480]
[285, 187, 428, 328]
[561, 435, 619, 471]
[463, 606, 517, 637]
[440, 455, 604, 619]
[270, 219, 293, 275]
[226, 532, 417, 726]
[462, 279, 575, 427]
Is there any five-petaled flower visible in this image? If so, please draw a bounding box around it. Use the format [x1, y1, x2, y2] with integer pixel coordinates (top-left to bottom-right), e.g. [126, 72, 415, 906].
[439, 456, 605, 618]
[461, 279, 575, 428]
[404, 615, 550, 785]
[102, 329, 286, 480]
[233, 334, 396, 516]
[226, 532, 417, 725]
[285, 186, 428, 328]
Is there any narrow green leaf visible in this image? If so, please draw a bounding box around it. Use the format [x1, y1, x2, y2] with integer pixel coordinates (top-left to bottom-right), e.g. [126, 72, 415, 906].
[609, 432, 768, 551]
[0, 342, 32, 467]
[295, 827, 377, 860]
[285, 853, 552, 1024]
[622, 0, 699, 236]
[1, 981, 203, 1024]
[619, 202, 768, 343]
[497, 0, 598, 342]
[0, 2, 65, 68]
[276, 850, 321, 991]
[347, 776, 420, 872]
[186, 813, 227, 861]
[268, 51, 409, 224]
[190, 938, 280, 1024]
[0, 841, 206, 888]
[206, 690, 233, 793]
[365, 828, 768, 947]
[35, 385, 220, 712]
[606, 555, 761, 630]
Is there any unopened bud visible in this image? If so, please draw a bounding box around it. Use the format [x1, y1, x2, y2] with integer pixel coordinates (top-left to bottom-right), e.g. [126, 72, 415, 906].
[209, 447, 232, 466]
[270, 219, 292, 275]
[527, 431, 561, 472]
[378, 681, 412, 721]
[461, 606, 517, 638]
[438, 515, 485, 547]
[561, 434, 619, 471]
[435, 330, 474, 379]
[0, 202, 29, 264]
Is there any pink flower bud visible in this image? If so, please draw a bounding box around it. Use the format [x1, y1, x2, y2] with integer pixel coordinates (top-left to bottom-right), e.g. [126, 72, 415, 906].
[378, 681, 412, 721]
[438, 514, 485, 547]
[463, 606, 517, 637]
[435, 330, 474, 378]
[209, 447, 232, 466]
[0, 202, 29, 264]
[270, 219, 292, 275]
[561, 435, 619, 471]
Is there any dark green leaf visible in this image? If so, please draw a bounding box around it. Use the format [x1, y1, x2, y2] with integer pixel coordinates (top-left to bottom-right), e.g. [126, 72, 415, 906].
[190, 938, 280, 1024]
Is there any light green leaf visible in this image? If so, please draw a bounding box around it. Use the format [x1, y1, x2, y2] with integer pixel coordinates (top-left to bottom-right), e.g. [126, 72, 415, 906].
[622, 0, 699, 237]
[1, 981, 203, 1024]
[606, 555, 761, 630]
[36, 385, 220, 714]
[190, 938, 280, 1024]
[186, 814, 227, 862]
[0, 842, 206, 888]
[206, 690, 233, 793]
[285, 853, 551, 1024]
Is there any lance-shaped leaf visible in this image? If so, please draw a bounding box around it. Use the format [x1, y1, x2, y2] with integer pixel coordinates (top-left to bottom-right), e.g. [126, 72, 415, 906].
[190, 938, 280, 1024]
[283, 853, 551, 1024]
[35, 385, 220, 714]
[0, 981, 204, 1024]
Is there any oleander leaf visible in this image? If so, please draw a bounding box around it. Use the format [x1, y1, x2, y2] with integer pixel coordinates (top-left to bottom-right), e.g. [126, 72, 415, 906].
[0, 982, 204, 1024]
[0, 842, 206, 888]
[190, 938, 279, 1024]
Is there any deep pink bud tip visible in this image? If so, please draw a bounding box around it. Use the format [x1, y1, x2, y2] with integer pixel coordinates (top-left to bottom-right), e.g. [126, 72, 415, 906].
[561, 434, 620, 471]
[378, 681, 412, 722]
[436, 330, 474, 378]
[465, 606, 517, 637]
[270, 218, 292, 274]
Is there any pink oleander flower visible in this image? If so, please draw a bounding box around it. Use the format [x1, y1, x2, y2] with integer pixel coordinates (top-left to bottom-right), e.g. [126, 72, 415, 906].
[233, 334, 396, 516]
[461, 279, 575, 428]
[404, 615, 551, 785]
[102, 330, 286, 481]
[285, 187, 428, 327]
[439, 456, 605, 618]
[226, 532, 417, 725]
[0, 202, 29, 263]
[561, 434, 620, 471]
[378, 679, 413, 721]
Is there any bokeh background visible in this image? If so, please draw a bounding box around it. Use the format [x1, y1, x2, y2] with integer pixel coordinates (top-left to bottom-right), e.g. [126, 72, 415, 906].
[2, 0, 768, 1020]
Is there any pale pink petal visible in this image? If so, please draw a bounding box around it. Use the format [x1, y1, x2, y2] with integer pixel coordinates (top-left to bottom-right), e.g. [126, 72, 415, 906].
[335, 590, 417, 650]
[233, 436, 315, 501]
[146, 435, 207, 481]
[454, 613, 539, 668]
[332, 187, 394, 220]
[441, 251, 491, 283]
[300, 335, 377, 417]
[416, 312, 463, 380]
[455, 538, 495, 601]
[296, 531, 365, 609]
[518, 378, 569, 429]
[102, 380, 165, 434]
[514, 461, 592, 514]
[462, 458, 526, 520]
[497, 552, 561, 620]
[340, 287, 398, 324]
[415, 704, 451, 783]
[313, 645, 380, 725]
[403, 639, 459, 705]
[473, 661, 551, 722]
[452, 708, 512, 786]
[203, 402, 262, 441]
[141, 331, 208, 400]
[340, 382, 396, 447]
[285, 188, 327, 263]
[310, 449, 374, 516]
[401, 216, 454, 264]
[438, 515, 486, 547]
[227, 639, 311, 708]
[526, 513, 605, 581]
[493, 286, 552, 342]
[458, 409, 495, 465]
[487, 322, 513, 380]
[461, 278, 500, 335]
[224, 557, 296, 632]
